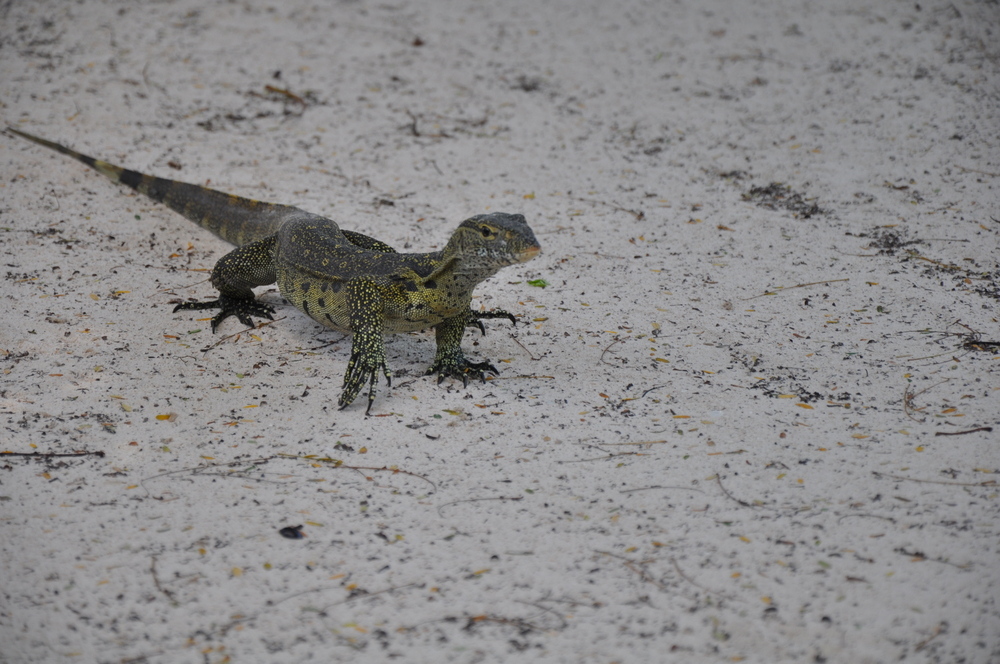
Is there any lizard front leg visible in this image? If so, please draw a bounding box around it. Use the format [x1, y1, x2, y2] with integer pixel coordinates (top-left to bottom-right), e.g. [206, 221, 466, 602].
[429, 310, 509, 386]
[174, 237, 278, 331]
[338, 279, 392, 414]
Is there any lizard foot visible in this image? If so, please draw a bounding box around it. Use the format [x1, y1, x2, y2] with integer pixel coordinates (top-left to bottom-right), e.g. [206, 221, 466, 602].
[465, 309, 517, 336]
[173, 295, 275, 332]
[339, 353, 392, 415]
[428, 356, 501, 387]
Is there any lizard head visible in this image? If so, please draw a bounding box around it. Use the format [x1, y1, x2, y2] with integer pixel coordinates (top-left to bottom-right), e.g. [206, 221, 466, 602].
[447, 213, 541, 270]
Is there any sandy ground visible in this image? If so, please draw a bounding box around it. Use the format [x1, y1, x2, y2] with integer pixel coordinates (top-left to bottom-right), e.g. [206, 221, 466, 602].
[1, 0, 998, 662]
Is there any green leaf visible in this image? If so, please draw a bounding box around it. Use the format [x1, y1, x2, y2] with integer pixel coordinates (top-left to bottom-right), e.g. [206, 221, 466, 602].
[527, 278, 549, 288]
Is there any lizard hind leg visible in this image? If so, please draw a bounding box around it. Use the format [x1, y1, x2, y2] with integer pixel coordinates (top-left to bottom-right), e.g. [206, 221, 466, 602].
[173, 237, 278, 332]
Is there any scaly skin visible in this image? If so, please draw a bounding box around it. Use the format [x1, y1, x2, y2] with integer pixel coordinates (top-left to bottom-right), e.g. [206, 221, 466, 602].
[8, 127, 541, 413]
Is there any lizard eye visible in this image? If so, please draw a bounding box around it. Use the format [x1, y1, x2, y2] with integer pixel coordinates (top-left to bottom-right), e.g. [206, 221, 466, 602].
[480, 225, 493, 238]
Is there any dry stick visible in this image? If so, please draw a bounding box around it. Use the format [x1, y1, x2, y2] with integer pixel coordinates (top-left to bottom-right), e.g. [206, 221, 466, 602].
[1, 450, 105, 458]
[514, 600, 570, 630]
[837, 513, 897, 524]
[264, 84, 307, 106]
[300, 456, 438, 491]
[934, 426, 993, 436]
[894, 547, 971, 569]
[715, 474, 756, 508]
[595, 550, 666, 591]
[202, 316, 287, 351]
[603, 440, 670, 447]
[621, 484, 705, 494]
[150, 555, 176, 602]
[873, 471, 996, 487]
[915, 622, 949, 651]
[140, 457, 284, 499]
[600, 338, 624, 365]
[902, 378, 952, 424]
[671, 557, 728, 598]
[216, 581, 422, 637]
[956, 165, 1000, 177]
[742, 278, 849, 300]
[318, 581, 423, 612]
[437, 495, 523, 517]
[464, 614, 543, 633]
[561, 451, 643, 463]
[568, 195, 645, 220]
[510, 335, 541, 361]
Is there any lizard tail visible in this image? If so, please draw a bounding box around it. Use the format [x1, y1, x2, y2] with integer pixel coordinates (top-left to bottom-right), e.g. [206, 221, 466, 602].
[7, 127, 289, 247]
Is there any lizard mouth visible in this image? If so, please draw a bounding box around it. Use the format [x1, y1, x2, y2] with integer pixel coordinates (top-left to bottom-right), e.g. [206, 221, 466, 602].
[517, 244, 541, 263]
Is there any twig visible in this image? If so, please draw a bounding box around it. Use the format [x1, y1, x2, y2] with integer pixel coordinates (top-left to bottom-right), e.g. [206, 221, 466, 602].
[264, 85, 307, 106]
[715, 474, 756, 508]
[956, 165, 1000, 177]
[437, 495, 523, 517]
[837, 513, 896, 524]
[934, 426, 993, 436]
[894, 547, 971, 569]
[742, 278, 849, 300]
[602, 440, 669, 447]
[873, 471, 996, 487]
[150, 555, 176, 602]
[595, 550, 666, 591]
[201, 316, 287, 351]
[1, 450, 105, 458]
[640, 385, 668, 398]
[671, 557, 727, 597]
[621, 484, 705, 494]
[288, 455, 438, 492]
[902, 378, 951, 423]
[600, 338, 624, 365]
[560, 451, 644, 463]
[915, 621, 949, 651]
[511, 335, 541, 360]
[464, 614, 543, 634]
[568, 195, 645, 220]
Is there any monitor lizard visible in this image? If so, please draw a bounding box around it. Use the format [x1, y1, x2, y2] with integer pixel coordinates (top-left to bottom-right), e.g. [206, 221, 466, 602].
[8, 127, 541, 414]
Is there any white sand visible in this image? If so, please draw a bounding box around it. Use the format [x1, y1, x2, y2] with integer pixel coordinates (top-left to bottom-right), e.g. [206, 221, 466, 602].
[2, 0, 998, 662]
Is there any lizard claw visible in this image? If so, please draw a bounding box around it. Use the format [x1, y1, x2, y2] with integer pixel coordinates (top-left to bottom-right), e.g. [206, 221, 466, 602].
[466, 309, 517, 335]
[174, 295, 275, 332]
[339, 351, 392, 414]
[428, 357, 500, 386]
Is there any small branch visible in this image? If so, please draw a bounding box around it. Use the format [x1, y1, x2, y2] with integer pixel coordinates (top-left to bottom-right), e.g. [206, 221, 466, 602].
[510, 335, 541, 361]
[263, 85, 307, 106]
[873, 471, 996, 488]
[671, 557, 727, 597]
[288, 455, 438, 492]
[437, 495, 523, 517]
[894, 547, 971, 569]
[568, 195, 645, 220]
[602, 440, 670, 447]
[1, 450, 105, 459]
[595, 550, 666, 591]
[915, 621, 949, 651]
[715, 474, 756, 508]
[150, 555, 176, 603]
[934, 426, 993, 437]
[742, 278, 849, 300]
[560, 451, 644, 464]
[621, 484, 705, 494]
[600, 338, 624, 365]
[201, 316, 287, 351]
